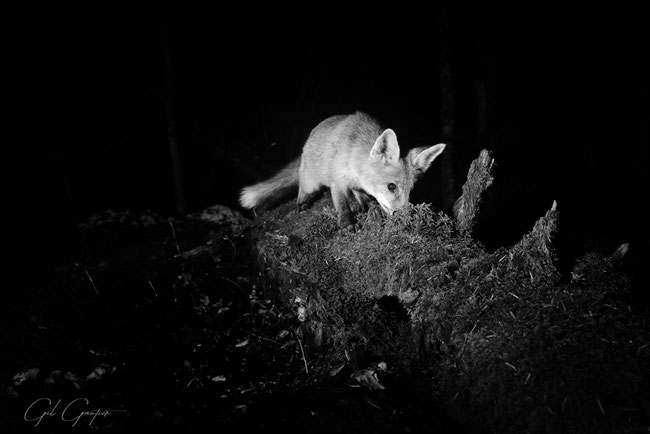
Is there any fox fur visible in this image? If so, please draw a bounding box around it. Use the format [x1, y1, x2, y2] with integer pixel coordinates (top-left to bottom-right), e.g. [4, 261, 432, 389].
[239, 111, 446, 229]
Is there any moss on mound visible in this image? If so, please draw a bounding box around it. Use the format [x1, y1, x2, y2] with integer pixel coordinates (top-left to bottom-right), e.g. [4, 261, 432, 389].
[248, 150, 650, 433]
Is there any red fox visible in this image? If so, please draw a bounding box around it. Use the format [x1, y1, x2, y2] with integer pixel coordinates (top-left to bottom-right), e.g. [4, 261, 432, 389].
[239, 111, 446, 229]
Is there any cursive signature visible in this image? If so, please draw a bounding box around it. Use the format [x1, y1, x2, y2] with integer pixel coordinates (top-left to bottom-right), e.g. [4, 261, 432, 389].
[24, 397, 125, 427]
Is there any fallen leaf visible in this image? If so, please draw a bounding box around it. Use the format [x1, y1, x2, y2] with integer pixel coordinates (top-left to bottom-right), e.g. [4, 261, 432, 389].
[350, 369, 385, 391]
[235, 338, 249, 348]
[13, 368, 39, 386]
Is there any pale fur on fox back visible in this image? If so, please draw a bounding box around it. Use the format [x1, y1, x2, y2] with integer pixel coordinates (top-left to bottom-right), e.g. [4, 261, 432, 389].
[239, 111, 445, 228]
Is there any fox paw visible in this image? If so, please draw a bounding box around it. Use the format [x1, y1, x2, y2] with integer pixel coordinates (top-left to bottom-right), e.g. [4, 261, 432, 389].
[341, 222, 361, 233]
[338, 214, 360, 232]
[366, 204, 385, 223]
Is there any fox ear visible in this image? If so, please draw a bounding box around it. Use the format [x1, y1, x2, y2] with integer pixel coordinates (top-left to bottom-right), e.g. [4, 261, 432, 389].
[408, 143, 446, 176]
[370, 129, 400, 164]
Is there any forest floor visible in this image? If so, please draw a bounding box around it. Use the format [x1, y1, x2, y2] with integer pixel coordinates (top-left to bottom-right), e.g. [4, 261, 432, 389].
[2, 207, 462, 433]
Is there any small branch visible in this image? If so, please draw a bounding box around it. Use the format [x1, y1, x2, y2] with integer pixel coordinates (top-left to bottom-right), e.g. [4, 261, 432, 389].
[238, 328, 279, 344]
[84, 269, 99, 295]
[295, 333, 309, 374]
[169, 221, 181, 255]
[611, 243, 630, 261]
[148, 280, 158, 298]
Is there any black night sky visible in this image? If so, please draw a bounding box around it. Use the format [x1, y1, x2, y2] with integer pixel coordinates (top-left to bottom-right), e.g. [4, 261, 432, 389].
[14, 5, 650, 273]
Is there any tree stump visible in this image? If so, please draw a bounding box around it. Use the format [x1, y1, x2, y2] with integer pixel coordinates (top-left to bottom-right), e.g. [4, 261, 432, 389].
[247, 149, 650, 433]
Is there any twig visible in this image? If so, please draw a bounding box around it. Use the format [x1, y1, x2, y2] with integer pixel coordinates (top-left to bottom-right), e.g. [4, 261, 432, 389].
[169, 220, 187, 276]
[295, 333, 309, 374]
[221, 276, 247, 296]
[596, 394, 606, 416]
[84, 269, 99, 295]
[169, 221, 181, 255]
[458, 304, 489, 359]
[238, 328, 279, 344]
[148, 280, 158, 298]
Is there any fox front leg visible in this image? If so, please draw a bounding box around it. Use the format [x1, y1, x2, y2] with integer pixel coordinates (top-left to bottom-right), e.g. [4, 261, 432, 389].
[366, 200, 385, 223]
[352, 189, 384, 223]
[330, 187, 356, 230]
[352, 190, 371, 212]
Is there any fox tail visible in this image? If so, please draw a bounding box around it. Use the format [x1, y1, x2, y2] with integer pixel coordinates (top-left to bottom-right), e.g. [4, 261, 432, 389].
[239, 157, 301, 209]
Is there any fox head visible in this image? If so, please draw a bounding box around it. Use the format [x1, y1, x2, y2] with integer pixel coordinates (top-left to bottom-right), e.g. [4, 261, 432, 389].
[360, 129, 446, 215]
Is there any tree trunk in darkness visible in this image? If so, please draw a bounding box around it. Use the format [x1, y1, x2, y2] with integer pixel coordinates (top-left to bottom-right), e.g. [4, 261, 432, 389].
[476, 80, 488, 152]
[160, 3, 186, 215]
[475, 9, 495, 213]
[438, 5, 457, 211]
[476, 10, 494, 151]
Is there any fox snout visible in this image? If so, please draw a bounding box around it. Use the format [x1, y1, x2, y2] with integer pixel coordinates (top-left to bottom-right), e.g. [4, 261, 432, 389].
[378, 202, 395, 215]
[374, 191, 409, 216]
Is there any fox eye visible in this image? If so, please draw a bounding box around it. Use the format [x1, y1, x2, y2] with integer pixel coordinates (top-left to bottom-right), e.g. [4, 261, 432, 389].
[387, 183, 397, 192]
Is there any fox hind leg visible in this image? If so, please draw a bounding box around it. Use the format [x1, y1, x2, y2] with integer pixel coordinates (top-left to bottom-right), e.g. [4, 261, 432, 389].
[297, 180, 321, 212]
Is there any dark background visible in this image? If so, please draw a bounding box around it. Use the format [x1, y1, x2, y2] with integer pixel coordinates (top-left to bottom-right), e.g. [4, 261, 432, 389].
[13, 4, 649, 280]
